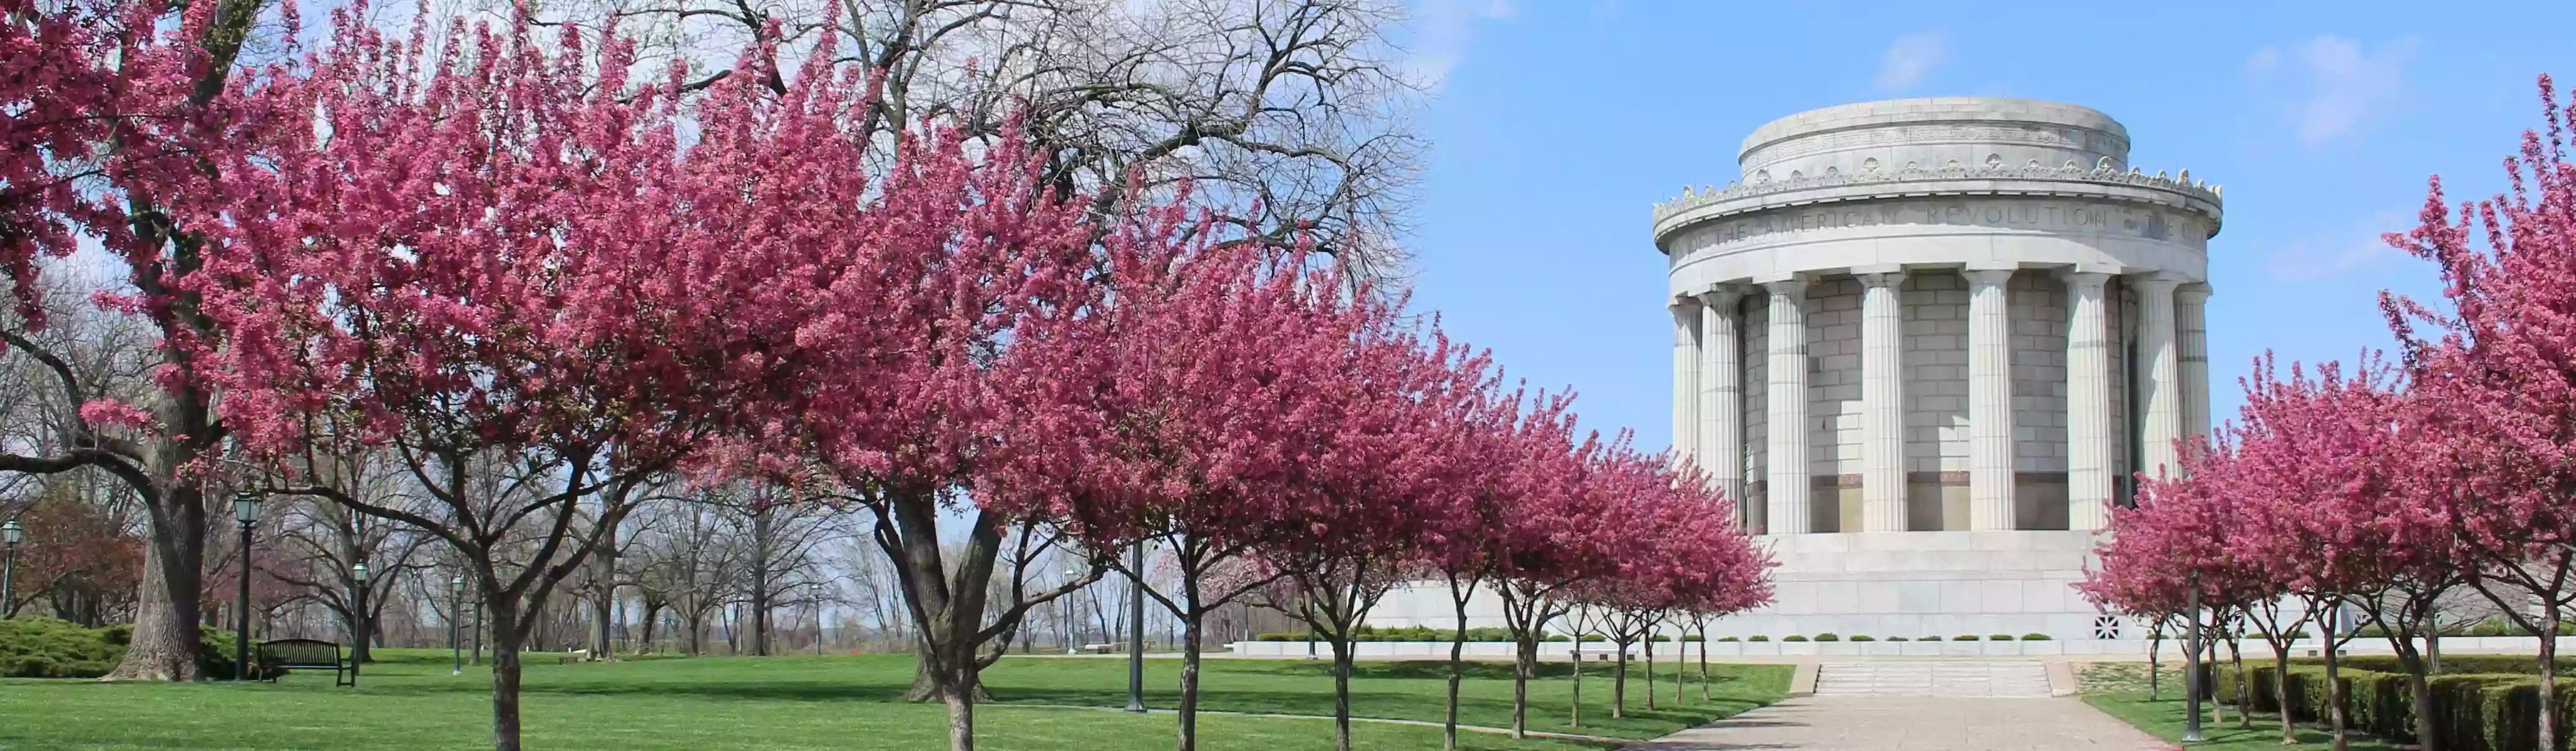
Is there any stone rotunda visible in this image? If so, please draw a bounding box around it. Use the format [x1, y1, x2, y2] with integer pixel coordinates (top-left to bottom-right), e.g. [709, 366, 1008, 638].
[1658, 98, 2219, 640]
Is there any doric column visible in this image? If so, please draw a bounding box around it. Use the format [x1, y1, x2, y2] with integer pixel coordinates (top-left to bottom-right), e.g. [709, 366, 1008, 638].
[1671, 296, 1701, 467]
[1763, 278, 1811, 535]
[1856, 268, 1907, 532]
[2063, 271, 2114, 532]
[2136, 275, 2185, 479]
[1698, 286, 1745, 514]
[2178, 283, 2213, 447]
[1965, 266, 2018, 532]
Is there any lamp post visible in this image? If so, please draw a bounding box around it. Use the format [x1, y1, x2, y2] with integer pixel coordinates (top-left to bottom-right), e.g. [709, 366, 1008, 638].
[1062, 568, 1079, 655]
[3, 519, 22, 620]
[451, 574, 465, 675]
[351, 561, 369, 681]
[230, 493, 261, 680]
[1126, 543, 1145, 714]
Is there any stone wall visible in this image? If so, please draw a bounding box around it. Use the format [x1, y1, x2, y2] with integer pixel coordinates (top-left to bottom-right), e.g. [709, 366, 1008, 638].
[1806, 278, 1864, 532]
[1900, 271, 1970, 529]
[2009, 271, 2072, 529]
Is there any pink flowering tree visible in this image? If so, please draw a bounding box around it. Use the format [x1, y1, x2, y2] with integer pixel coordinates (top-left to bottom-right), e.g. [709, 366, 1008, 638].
[1490, 422, 1626, 738]
[0, 0, 281, 680]
[2380, 76, 2576, 750]
[983, 214, 1422, 751]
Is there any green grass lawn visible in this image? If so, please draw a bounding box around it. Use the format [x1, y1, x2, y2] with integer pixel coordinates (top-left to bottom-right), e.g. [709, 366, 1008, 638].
[0, 648, 1788, 750]
[2079, 663, 2405, 750]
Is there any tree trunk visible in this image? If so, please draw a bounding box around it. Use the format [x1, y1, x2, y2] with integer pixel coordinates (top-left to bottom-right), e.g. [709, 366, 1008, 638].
[1445, 586, 1469, 751]
[1644, 634, 1657, 710]
[944, 684, 977, 751]
[2148, 628, 2164, 699]
[1178, 611, 1204, 751]
[2274, 646, 2298, 744]
[1331, 637, 1355, 751]
[1612, 641, 1629, 719]
[2323, 608, 2348, 751]
[1698, 623, 1711, 702]
[2207, 632, 2226, 724]
[1673, 634, 1685, 705]
[2393, 635, 2437, 751]
[1511, 632, 1536, 739]
[2539, 605, 2560, 751]
[102, 536, 203, 681]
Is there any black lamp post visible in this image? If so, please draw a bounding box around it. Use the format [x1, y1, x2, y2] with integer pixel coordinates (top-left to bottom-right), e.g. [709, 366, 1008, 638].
[3, 519, 22, 619]
[231, 493, 261, 680]
[451, 574, 466, 675]
[351, 561, 369, 681]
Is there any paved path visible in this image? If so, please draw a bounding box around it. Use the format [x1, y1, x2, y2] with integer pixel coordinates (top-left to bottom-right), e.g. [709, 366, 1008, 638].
[1814, 660, 2052, 697]
[1627, 696, 2172, 750]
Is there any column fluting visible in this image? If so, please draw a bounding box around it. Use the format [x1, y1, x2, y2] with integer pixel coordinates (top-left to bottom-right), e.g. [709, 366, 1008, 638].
[1857, 270, 1907, 532]
[2136, 275, 2185, 480]
[1699, 287, 1745, 521]
[2064, 271, 2114, 531]
[1764, 279, 1811, 535]
[1965, 268, 2018, 532]
[1672, 296, 1701, 468]
[2178, 283, 2213, 448]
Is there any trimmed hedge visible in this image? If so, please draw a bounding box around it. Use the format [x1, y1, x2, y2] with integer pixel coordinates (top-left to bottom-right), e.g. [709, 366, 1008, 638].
[1782, 635, 1809, 643]
[2216, 660, 2576, 751]
[1, 618, 243, 679]
[1813, 633, 1840, 642]
[1850, 635, 1876, 642]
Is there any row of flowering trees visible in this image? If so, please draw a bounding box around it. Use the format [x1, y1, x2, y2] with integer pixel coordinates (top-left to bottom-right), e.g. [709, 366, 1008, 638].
[2, 3, 1773, 751]
[2084, 76, 2576, 751]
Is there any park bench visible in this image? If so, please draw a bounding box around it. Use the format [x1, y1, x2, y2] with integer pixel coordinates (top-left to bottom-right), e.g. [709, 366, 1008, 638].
[1080, 643, 1120, 654]
[257, 639, 357, 687]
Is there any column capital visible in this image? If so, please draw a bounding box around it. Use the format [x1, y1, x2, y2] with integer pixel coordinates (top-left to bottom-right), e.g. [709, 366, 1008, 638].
[1964, 268, 2016, 287]
[1698, 283, 1747, 306]
[1852, 265, 1907, 288]
[2177, 281, 2213, 303]
[1669, 294, 1702, 315]
[1757, 276, 1807, 296]
[2057, 268, 2114, 289]
[2129, 272, 2185, 294]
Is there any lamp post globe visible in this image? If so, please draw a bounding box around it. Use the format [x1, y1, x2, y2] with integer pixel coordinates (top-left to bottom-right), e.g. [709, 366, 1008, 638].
[230, 492, 260, 680]
[351, 561, 369, 680]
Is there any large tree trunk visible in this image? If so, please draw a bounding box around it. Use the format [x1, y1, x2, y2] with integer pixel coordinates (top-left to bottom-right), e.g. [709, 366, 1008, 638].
[488, 601, 528, 751]
[1569, 647, 1582, 728]
[1511, 632, 1536, 739]
[2540, 605, 2560, 751]
[102, 524, 203, 681]
[2323, 607, 2348, 751]
[1644, 632, 1658, 710]
[2229, 632, 2251, 729]
[589, 527, 616, 658]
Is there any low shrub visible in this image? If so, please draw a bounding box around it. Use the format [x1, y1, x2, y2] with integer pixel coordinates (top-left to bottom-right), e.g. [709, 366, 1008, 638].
[1953, 635, 1980, 642]
[2021, 633, 2052, 641]
[1989, 634, 2016, 642]
[1921, 635, 1942, 642]
[1649, 634, 1673, 643]
[1850, 635, 1876, 642]
[1682, 635, 1705, 642]
[1782, 635, 1809, 643]
[1813, 633, 1840, 642]
[0, 619, 240, 680]
[1888, 637, 1910, 642]
[1747, 635, 1770, 642]
[1716, 636, 1741, 643]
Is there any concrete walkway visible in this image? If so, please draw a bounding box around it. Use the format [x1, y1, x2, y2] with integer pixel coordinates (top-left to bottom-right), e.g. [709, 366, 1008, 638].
[1626, 696, 2173, 750]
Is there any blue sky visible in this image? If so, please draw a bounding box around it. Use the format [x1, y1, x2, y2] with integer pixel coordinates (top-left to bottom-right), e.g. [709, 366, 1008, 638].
[1395, 0, 2576, 449]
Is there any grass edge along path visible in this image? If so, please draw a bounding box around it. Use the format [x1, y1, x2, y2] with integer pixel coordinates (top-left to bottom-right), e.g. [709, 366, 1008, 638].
[0, 650, 1791, 751]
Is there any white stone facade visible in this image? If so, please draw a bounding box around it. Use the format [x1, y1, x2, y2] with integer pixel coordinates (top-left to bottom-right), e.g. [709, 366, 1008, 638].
[1370, 98, 2219, 644]
[1660, 98, 2219, 640]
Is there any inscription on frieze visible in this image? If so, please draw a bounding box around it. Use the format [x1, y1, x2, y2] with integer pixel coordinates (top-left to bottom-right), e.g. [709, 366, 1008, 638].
[1690, 199, 2197, 249]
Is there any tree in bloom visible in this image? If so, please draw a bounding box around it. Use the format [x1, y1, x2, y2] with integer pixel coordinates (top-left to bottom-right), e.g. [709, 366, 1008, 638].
[2381, 75, 2576, 751]
[0, 0, 281, 680]
[188, 7, 808, 748]
[981, 209, 1422, 751]
[2221, 355, 2419, 751]
[1488, 422, 1626, 739]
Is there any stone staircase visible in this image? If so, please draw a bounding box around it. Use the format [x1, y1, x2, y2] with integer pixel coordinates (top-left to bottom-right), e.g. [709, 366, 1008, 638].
[1813, 661, 2053, 698]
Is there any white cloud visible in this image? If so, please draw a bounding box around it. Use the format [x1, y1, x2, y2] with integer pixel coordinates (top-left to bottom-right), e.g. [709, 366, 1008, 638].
[2246, 35, 2417, 148]
[1407, 0, 1518, 91]
[2265, 209, 2416, 281]
[1873, 31, 1948, 94]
